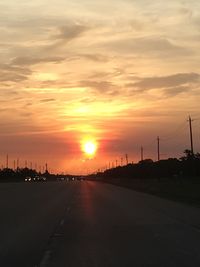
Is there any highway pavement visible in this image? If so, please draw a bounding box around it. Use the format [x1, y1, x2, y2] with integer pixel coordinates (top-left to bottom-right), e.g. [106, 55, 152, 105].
[0, 181, 200, 267]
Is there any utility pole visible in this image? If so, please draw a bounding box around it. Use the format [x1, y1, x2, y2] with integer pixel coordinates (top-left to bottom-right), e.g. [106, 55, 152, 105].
[126, 154, 128, 165]
[157, 136, 160, 161]
[14, 160, 16, 170]
[188, 116, 194, 155]
[121, 157, 123, 166]
[17, 158, 19, 169]
[6, 154, 8, 169]
[141, 146, 144, 161]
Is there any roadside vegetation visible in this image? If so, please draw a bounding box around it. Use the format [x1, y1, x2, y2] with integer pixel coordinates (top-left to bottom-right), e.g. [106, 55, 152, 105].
[88, 150, 200, 207]
[0, 168, 76, 182]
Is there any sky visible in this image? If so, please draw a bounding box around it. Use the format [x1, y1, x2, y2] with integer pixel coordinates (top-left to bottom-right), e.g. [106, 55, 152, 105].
[0, 0, 200, 174]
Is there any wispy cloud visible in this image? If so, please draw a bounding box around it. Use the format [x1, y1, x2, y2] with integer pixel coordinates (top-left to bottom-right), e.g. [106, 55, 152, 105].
[104, 37, 191, 57]
[80, 80, 119, 95]
[0, 64, 32, 82]
[163, 86, 191, 97]
[0, 73, 28, 82]
[12, 56, 65, 66]
[40, 98, 56, 103]
[132, 73, 200, 90]
[79, 53, 109, 62]
[54, 23, 89, 41]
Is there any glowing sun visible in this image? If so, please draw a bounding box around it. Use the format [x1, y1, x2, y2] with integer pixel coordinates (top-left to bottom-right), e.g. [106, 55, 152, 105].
[83, 141, 97, 156]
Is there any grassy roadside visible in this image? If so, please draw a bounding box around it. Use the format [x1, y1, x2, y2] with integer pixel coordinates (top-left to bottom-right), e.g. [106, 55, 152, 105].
[96, 177, 200, 208]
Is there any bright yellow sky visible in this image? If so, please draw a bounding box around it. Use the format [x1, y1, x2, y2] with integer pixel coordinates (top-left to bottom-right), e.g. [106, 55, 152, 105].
[0, 0, 200, 173]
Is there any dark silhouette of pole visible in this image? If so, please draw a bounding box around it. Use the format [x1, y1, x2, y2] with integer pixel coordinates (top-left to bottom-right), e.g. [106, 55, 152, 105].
[6, 154, 8, 168]
[141, 146, 144, 161]
[17, 158, 19, 169]
[157, 137, 160, 161]
[188, 116, 194, 155]
[14, 160, 16, 170]
[125, 154, 128, 165]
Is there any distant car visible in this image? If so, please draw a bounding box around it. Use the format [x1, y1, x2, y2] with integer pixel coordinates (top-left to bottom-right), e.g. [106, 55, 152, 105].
[25, 177, 31, 182]
[36, 176, 40, 181]
[33, 176, 47, 182]
[57, 177, 65, 181]
[77, 177, 84, 181]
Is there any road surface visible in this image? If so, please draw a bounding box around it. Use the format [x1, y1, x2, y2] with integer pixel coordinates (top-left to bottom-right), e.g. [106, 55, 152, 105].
[0, 181, 200, 267]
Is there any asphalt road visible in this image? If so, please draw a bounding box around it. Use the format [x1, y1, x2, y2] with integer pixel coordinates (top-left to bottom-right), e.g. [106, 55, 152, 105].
[0, 181, 200, 267]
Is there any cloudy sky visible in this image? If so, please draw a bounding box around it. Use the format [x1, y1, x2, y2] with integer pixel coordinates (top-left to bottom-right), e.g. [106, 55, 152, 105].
[1, 0, 200, 173]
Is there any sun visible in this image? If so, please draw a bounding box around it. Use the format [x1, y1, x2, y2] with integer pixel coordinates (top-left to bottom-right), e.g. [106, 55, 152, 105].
[83, 141, 97, 156]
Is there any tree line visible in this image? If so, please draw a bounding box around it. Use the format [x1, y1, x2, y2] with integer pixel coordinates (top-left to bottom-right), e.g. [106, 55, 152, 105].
[89, 150, 200, 180]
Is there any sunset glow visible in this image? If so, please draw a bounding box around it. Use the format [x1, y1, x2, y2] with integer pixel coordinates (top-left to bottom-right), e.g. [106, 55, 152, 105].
[0, 0, 200, 174]
[83, 141, 97, 157]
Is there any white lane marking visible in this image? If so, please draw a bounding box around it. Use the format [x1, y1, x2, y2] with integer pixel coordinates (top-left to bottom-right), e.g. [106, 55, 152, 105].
[60, 219, 65, 226]
[37, 205, 71, 266]
[53, 233, 63, 237]
[39, 250, 51, 267]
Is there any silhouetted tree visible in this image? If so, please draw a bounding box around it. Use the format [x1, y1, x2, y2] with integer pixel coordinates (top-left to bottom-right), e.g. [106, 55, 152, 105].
[180, 149, 194, 161]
